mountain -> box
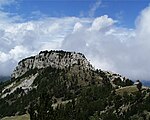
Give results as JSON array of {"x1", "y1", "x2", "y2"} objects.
[
  {"x1": 0, "y1": 50, "x2": 150, "y2": 120},
  {"x1": 142, "y1": 80, "x2": 150, "y2": 87}
]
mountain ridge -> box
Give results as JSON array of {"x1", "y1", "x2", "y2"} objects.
[
  {"x1": 1, "y1": 50, "x2": 149, "y2": 120},
  {"x1": 12, "y1": 50, "x2": 93, "y2": 79}
]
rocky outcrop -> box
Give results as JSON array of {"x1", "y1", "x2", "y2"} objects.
[
  {"x1": 100, "y1": 70, "x2": 133, "y2": 87},
  {"x1": 11, "y1": 50, "x2": 94, "y2": 79}
]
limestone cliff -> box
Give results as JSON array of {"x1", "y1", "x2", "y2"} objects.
[{"x1": 11, "y1": 50, "x2": 94, "y2": 79}]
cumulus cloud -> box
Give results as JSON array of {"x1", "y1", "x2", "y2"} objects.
[
  {"x1": 0, "y1": 16, "x2": 92, "y2": 76},
  {"x1": 73, "y1": 22, "x2": 83, "y2": 32},
  {"x1": 61, "y1": 5, "x2": 150, "y2": 80},
  {"x1": 89, "y1": 15, "x2": 116, "y2": 31},
  {"x1": 62, "y1": 16, "x2": 135, "y2": 75}
]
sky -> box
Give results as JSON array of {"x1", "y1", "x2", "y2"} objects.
[{"x1": 0, "y1": 0, "x2": 150, "y2": 80}]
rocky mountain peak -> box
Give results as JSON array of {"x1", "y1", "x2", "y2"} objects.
[
  {"x1": 0, "y1": 50, "x2": 139, "y2": 120},
  {"x1": 11, "y1": 50, "x2": 94, "y2": 79}
]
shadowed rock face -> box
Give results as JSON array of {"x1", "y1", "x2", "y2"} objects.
[{"x1": 11, "y1": 50, "x2": 94, "y2": 79}]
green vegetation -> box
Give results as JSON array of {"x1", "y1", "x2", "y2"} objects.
[
  {"x1": 0, "y1": 64, "x2": 108, "y2": 119},
  {"x1": 116, "y1": 85, "x2": 139, "y2": 95},
  {"x1": 29, "y1": 80, "x2": 150, "y2": 120}
]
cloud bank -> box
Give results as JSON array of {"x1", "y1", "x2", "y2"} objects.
[
  {"x1": 0, "y1": 16, "x2": 92, "y2": 76},
  {"x1": 1, "y1": 2, "x2": 150, "y2": 80},
  {"x1": 62, "y1": 6, "x2": 150, "y2": 80}
]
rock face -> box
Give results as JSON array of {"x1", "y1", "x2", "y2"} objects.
[{"x1": 11, "y1": 50, "x2": 94, "y2": 79}]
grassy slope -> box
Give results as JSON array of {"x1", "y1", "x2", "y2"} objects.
[
  {"x1": 116, "y1": 85, "x2": 139, "y2": 95},
  {"x1": 1, "y1": 114, "x2": 29, "y2": 120}
]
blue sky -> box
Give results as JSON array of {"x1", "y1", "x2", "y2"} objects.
[
  {"x1": 1, "y1": 0, "x2": 150, "y2": 80},
  {"x1": 2, "y1": 0, "x2": 150, "y2": 27}
]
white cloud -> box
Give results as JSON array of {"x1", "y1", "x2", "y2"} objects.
[
  {"x1": 0, "y1": 51, "x2": 9, "y2": 62},
  {"x1": 0, "y1": 16, "x2": 92, "y2": 76},
  {"x1": 61, "y1": 5, "x2": 150, "y2": 80},
  {"x1": 89, "y1": 15, "x2": 116, "y2": 31},
  {"x1": 73, "y1": 22, "x2": 83, "y2": 32},
  {"x1": 0, "y1": 0, "x2": 16, "y2": 8},
  {"x1": 89, "y1": 0, "x2": 101, "y2": 17},
  {"x1": 9, "y1": 45, "x2": 29, "y2": 61}
]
